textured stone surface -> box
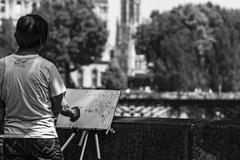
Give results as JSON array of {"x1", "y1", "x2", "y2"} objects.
[
  {"x1": 57, "y1": 118, "x2": 197, "y2": 160},
  {"x1": 57, "y1": 118, "x2": 240, "y2": 160},
  {"x1": 192, "y1": 120, "x2": 240, "y2": 160},
  {"x1": 1, "y1": 118, "x2": 240, "y2": 160}
]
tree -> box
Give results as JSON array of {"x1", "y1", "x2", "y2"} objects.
[
  {"x1": 135, "y1": 3, "x2": 240, "y2": 92},
  {"x1": 102, "y1": 64, "x2": 127, "y2": 90},
  {"x1": 34, "y1": 0, "x2": 108, "y2": 87}
]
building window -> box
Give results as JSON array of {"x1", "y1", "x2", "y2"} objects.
[
  {"x1": 110, "y1": 50, "x2": 114, "y2": 59},
  {"x1": 121, "y1": 0, "x2": 127, "y2": 24},
  {"x1": 17, "y1": 0, "x2": 21, "y2": 5},
  {"x1": 129, "y1": 0, "x2": 134, "y2": 23},
  {"x1": 25, "y1": 1, "x2": 30, "y2": 9},
  {"x1": 32, "y1": 2, "x2": 36, "y2": 7},
  {"x1": 0, "y1": 6, "x2": 5, "y2": 12},
  {"x1": 102, "y1": 6, "x2": 107, "y2": 13},
  {"x1": 1, "y1": 0, "x2": 5, "y2": 4},
  {"x1": 135, "y1": 59, "x2": 140, "y2": 69},
  {"x1": 92, "y1": 69, "x2": 98, "y2": 88},
  {"x1": 78, "y1": 69, "x2": 83, "y2": 87},
  {"x1": 136, "y1": 3, "x2": 140, "y2": 23},
  {"x1": 135, "y1": 55, "x2": 146, "y2": 70}
]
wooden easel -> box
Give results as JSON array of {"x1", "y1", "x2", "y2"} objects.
[
  {"x1": 57, "y1": 89, "x2": 121, "y2": 159},
  {"x1": 61, "y1": 127, "x2": 114, "y2": 160},
  {"x1": 78, "y1": 130, "x2": 101, "y2": 160}
]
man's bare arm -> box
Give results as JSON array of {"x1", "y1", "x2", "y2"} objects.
[{"x1": 52, "y1": 93, "x2": 80, "y2": 122}]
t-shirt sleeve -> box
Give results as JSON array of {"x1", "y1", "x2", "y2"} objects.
[{"x1": 49, "y1": 65, "x2": 66, "y2": 97}]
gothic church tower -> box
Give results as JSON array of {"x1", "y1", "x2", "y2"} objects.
[{"x1": 115, "y1": 0, "x2": 146, "y2": 77}]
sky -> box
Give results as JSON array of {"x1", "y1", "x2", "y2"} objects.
[{"x1": 107, "y1": 0, "x2": 240, "y2": 46}]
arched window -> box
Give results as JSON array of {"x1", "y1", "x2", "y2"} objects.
[
  {"x1": 0, "y1": 6, "x2": 5, "y2": 12},
  {"x1": 78, "y1": 69, "x2": 83, "y2": 87},
  {"x1": 92, "y1": 69, "x2": 98, "y2": 88}
]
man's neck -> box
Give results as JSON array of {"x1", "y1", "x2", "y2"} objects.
[{"x1": 15, "y1": 47, "x2": 40, "y2": 55}]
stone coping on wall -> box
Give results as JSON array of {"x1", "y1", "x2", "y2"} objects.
[{"x1": 120, "y1": 90, "x2": 240, "y2": 100}]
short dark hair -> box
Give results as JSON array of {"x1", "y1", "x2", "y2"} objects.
[{"x1": 15, "y1": 14, "x2": 48, "y2": 49}]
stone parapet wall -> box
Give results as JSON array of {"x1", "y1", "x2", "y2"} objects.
[
  {"x1": 57, "y1": 117, "x2": 240, "y2": 160},
  {"x1": 0, "y1": 117, "x2": 239, "y2": 160}
]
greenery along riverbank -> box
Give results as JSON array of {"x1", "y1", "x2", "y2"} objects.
[{"x1": 135, "y1": 2, "x2": 240, "y2": 92}]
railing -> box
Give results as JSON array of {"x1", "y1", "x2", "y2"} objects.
[{"x1": 116, "y1": 96, "x2": 240, "y2": 119}]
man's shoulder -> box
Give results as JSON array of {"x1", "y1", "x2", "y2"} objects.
[
  {"x1": 0, "y1": 55, "x2": 10, "y2": 66},
  {"x1": 0, "y1": 54, "x2": 11, "y2": 61},
  {"x1": 38, "y1": 56, "x2": 55, "y2": 68},
  {"x1": 0, "y1": 57, "x2": 3, "y2": 64},
  {"x1": 0, "y1": 58, "x2": 4, "y2": 73},
  {"x1": 0, "y1": 55, "x2": 8, "y2": 79}
]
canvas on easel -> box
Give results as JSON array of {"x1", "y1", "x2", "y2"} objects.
[
  {"x1": 56, "y1": 89, "x2": 121, "y2": 130},
  {"x1": 56, "y1": 88, "x2": 121, "y2": 160}
]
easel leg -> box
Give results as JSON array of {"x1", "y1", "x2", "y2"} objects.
[
  {"x1": 79, "y1": 131, "x2": 89, "y2": 160},
  {"x1": 78, "y1": 130, "x2": 87, "y2": 146},
  {"x1": 94, "y1": 133, "x2": 101, "y2": 160},
  {"x1": 61, "y1": 132, "x2": 76, "y2": 152}
]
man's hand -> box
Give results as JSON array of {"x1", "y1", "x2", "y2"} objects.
[
  {"x1": 52, "y1": 93, "x2": 81, "y2": 122},
  {"x1": 70, "y1": 107, "x2": 80, "y2": 122}
]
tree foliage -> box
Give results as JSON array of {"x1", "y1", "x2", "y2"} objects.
[
  {"x1": 0, "y1": 19, "x2": 16, "y2": 58},
  {"x1": 135, "y1": 3, "x2": 240, "y2": 91},
  {"x1": 34, "y1": 0, "x2": 108, "y2": 87},
  {"x1": 102, "y1": 64, "x2": 127, "y2": 90}
]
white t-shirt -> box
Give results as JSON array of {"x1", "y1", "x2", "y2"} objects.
[{"x1": 0, "y1": 54, "x2": 66, "y2": 138}]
